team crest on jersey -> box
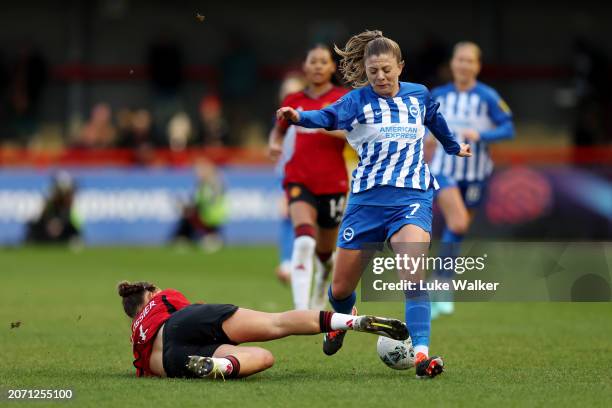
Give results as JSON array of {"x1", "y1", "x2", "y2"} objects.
[
  {"x1": 409, "y1": 105, "x2": 420, "y2": 118},
  {"x1": 290, "y1": 186, "x2": 302, "y2": 198},
  {"x1": 342, "y1": 227, "x2": 354, "y2": 242}
]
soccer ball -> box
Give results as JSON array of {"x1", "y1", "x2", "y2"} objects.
[{"x1": 376, "y1": 336, "x2": 415, "y2": 370}]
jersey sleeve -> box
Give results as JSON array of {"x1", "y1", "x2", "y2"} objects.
[
  {"x1": 423, "y1": 88, "x2": 460, "y2": 155},
  {"x1": 295, "y1": 94, "x2": 356, "y2": 131},
  {"x1": 480, "y1": 89, "x2": 515, "y2": 142}
]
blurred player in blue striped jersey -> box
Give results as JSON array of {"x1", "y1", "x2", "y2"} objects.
[
  {"x1": 426, "y1": 42, "x2": 515, "y2": 318},
  {"x1": 278, "y1": 30, "x2": 471, "y2": 378}
]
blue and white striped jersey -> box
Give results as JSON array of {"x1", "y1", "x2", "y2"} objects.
[
  {"x1": 295, "y1": 82, "x2": 460, "y2": 195},
  {"x1": 429, "y1": 81, "x2": 514, "y2": 182}
]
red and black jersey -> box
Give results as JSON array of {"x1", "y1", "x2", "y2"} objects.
[
  {"x1": 278, "y1": 86, "x2": 349, "y2": 195},
  {"x1": 130, "y1": 289, "x2": 190, "y2": 377}
]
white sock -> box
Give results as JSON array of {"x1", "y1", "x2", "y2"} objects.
[
  {"x1": 330, "y1": 312, "x2": 359, "y2": 331},
  {"x1": 414, "y1": 345, "x2": 429, "y2": 357},
  {"x1": 211, "y1": 357, "x2": 234, "y2": 375},
  {"x1": 312, "y1": 253, "x2": 333, "y2": 288},
  {"x1": 290, "y1": 235, "x2": 316, "y2": 310}
]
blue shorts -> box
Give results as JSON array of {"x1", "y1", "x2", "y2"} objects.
[
  {"x1": 337, "y1": 189, "x2": 433, "y2": 250},
  {"x1": 435, "y1": 174, "x2": 488, "y2": 208}
]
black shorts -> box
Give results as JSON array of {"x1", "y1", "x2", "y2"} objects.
[
  {"x1": 285, "y1": 183, "x2": 347, "y2": 228},
  {"x1": 162, "y1": 303, "x2": 239, "y2": 378}
]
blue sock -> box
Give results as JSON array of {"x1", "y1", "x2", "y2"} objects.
[
  {"x1": 279, "y1": 217, "x2": 294, "y2": 264},
  {"x1": 328, "y1": 286, "x2": 356, "y2": 314},
  {"x1": 404, "y1": 289, "x2": 431, "y2": 347},
  {"x1": 435, "y1": 227, "x2": 464, "y2": 279}
]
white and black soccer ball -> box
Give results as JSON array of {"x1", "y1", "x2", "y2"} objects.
[{"x1": 376, "y1": 336, "x2": 415, "y2": 370}]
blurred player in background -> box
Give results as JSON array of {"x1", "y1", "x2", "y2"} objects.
[
  {"x1": 273, "y1": 72, "x2": 306, "y2": 284},
  {"x1": 173, "y1": 159, "x2": 228, "y2": 252},
  {"x1": 268, "y1": 45, "x2": 348, "y2": 310},
  {"x1": 277, "y1": 30, "x2": 471, "y2": 378},
  {"x1": 26, "y1": 170, "x2": 82, "y2": 244},
  {"x1": 118, "y1": 280, "x2": 408, "y2": 379},
  {"x1": 426, "y1": 42, "x2": 514, "y2": 317}
]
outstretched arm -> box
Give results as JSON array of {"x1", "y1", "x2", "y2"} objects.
[
  {"x1": 276, "y1": 106, "x2": 338, "y2": 130},
  {"x1": 277, "y1": 95, "x2": 355, "y2": 131}
]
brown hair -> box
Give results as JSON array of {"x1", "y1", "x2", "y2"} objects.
[
  {"x1": 453, "y1": 41, "x2": 482, "y2": 62},
  {"x1": 334, "y1": 30, "x2": 403, "y2": 88},
  {"x1": 117, "y1": 280, "x2": 158, "y2": 318}
]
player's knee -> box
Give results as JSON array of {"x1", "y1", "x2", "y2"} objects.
[
  {"x1": 258, "y1": 349, "x2": 275, "y2": 369},
  {"x1": 330, "y1": 281, "x2": 353, "y2": 301},
  {"x1": 447, "y1": 215, "x2": 469, "y2": 235}
]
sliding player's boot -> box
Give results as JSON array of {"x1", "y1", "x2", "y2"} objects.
[
  {"x1": 322, "y1": 306, "x2": 356, "y2": 356},
  {"x1": 186, "y1": 355, "x2": 226, "y2": 380},
  {"x1": 352, "y1": 316, "x2": 409, "y2": 340}
]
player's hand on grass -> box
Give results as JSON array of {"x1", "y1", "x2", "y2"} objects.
[
  {"x1": 461, "y1": 128, "x2": 480, "y2": 142},
  {"x1": 276, "y1": 107, "x2": 300, "y2": 123},
  {"x1": 457, "y1": 143, "x2": 472, "y2": 157}
]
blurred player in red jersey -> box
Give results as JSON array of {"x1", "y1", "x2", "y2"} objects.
[
  {"x1": 273, "y1": 72, "x2": 306, "y2": 285},
  {"x1": 118, "y1": 281, "x2": 408, "y2": 379},
  {"x1": 268, "y1": 44, "x2": 348, "y2": 311}
]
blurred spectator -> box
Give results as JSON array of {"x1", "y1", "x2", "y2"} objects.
[
  {"x1": 117, "y1": 107, "x2": 156, "y2": 164},
  {"x1": 7, "y1": 45, "x2": 48, "y2": 144},
  {"x1": 117, "y1": 108, "x2": 154, "y2": 147},
  {"x1": 572, "y1": 37, "x2": 612, "y2": 147},
  {"x1": 196, "y1": 94, "x2": 229, "y2": 146},
  {"x1": 75, "y1": 103, "x2": 117, "y2": 148},
  {"x1": 147, "y1": 35, "x2": 185, "y2": 144},
  {"x1": 167, "y1": 111, "x2": 193, "y2": 151},
  {"x1": 173, "y1": 159, "x2": 228, "y2": 252},
  {"x1": 26, "y1": 171, "x2": 82, "y2": 243}
]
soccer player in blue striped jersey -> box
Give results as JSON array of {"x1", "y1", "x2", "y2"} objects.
[
  {"x1": 278, "y1": 30, "x2": 471, "y2": 378},
  {"x1": 426, "y1": 42, "x2": 514, "y2": 318}
]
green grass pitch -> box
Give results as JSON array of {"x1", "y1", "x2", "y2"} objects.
[{"x1": 1, "y1": 246, "x2": 611, "y2": 407}]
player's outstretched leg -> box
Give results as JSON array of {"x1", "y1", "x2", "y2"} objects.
[{"x1": 222, "y1": 308, "x2": 407, "y2": 344}]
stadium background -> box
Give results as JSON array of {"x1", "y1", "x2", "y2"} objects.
[{"x1": 0, "y1": 0, "x2": 610, "y2": 244}]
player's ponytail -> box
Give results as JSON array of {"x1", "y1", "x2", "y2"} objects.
[
  {"x1": 117, "y1": 280, "x2": 157, "y2": 318},
  {"x1": 334, "y1": 30, "x2": 403, "y2": 88}
]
